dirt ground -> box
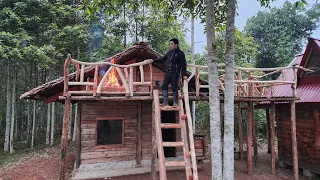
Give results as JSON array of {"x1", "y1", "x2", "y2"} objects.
[{"x1": 0, "y1": 146, "x2": 316, "y2": 180}]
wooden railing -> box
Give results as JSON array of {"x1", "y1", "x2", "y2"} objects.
[
  {"x1": 186, "y1": 63, "x2": 312, "y2": 98},
  {"x1": 63, "y1": 55, "x2": 153, "y2": 97}
]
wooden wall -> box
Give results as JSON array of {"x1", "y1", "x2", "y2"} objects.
[
  {"x1": 276, "y1": 104, "x2": 320, "y2": 173},
  {"x1": 80, "y1": 101, "x2": 184, "y2": 165}
]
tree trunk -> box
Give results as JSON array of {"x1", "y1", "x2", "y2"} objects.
[
  {"x1": 223, "y1": 0, "x2": 236, "y2": 179},
  {"x1": 4, "y1": 63, "x2": 11, "y2": 152},
  {"x1": 31, "y1": 100, "x2": 36, "y2": 149},
  {"x1": 72, "y1": 103, "x2": 78, "y2": 142},
  {"x1": 68, "y1": 104, "x2": 73, "y2": 141},
  {"x1": 46, "y1": 103, "x2": 51, "y2": 145},
  {"x1": 123, "y1": 3, "x2": 127, "y2": 48},
  {"x1": 206, "y1": 0, "x2": 222, "y2": 179},
  {"x1": 27, "y1": 99, "x2": 31, "y2": 143},
  {"x1": 10, "y1": 63, "x2": 16, "y2": 154},
  {"x1": 51, "y1": 102, "x2": 56, "y2": 146},
  {"x1": 191, "y1": 16, "x2": 196, "y2": 132}
]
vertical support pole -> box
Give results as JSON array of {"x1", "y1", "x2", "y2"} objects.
[
  {"x1": 270, "y1": 102, "x2": 276, "y2": 174},
  {"x1": 266, "y1": 109, "x2": 271, "y2": 154},
  {"x1": 63, "y1": 55, "x2": 71, "y2": 96},
  {"x1": 151, "y1": 101, "x2": 157, "y2": 180},
  {"x1": 195, "y1": 67, "x2": 199, "y2": 97},
  {"x1": 238, "y1": 102, "x2": 244, "y2": 161},
  {"x1": 59, "y1": 95, "x2": 71, "y2": 180},
  {"x1": 136, "y1": 101, "x2": 142, "y2": 166},
  {"x1": 80, "y1": 64, "x2": 85, "y2": 82},
  {"x1": 93, "y1": 65, "x2": 98, "y2": 97},
  {"x1": 75, "y1": 103, "x2": 81, "y2": 168},
  {"x1": 252, "y1": 108, "x2": 258, "y2": 165},
  {"x1": 130, "y1": 67, "x2": 134, "y2": 96},
  {"x1": 139, "y1": 65, "x2": 144, "y2": 83},
  {"x1": 149, "y1": 64, "x2": 153, "y2": 95},
  {"x1": 192, "y1": 101, "x2": 196, "y2": 132},
  {"x1": 247, "y1": 101, "x2": 253, "y2": 175},
  {"x1": 291, "y1": 100, "x2": 299, "y2": 180}
]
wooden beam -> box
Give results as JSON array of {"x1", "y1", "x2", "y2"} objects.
[
  {"x1": 59, "y1": 95, "x2": 71, "y2": 180},
  {"x1": 63, "y1": 56, "x2": 71, "y2": 96},
  {"x1": 130, "y1": 67, "x2": 134, "y2": 96},
  {"x1": 93, "y1": 65, "x2": 98, "y2": 97},
  {"x1": 270, "y1": 102, "x2": 276, "y2": 174},
  {"x1": 80, "y1": 64, "x2": 85, "y2": 82},
  {"x1": 75, "y1": 103, "x2": 81, "y2": 168},
  {"x1": 59, "y1": 96, "x2": 153, "y2": 101},
  {"x1": 151, "y1": 101, "x2": 157, "y2": 180},
  {"x1": 291, "y1": 100, "x2": 299, "y2": 180},
  {"x1": 153, "y1": 90, "x2": 167, "y2": 179},
  {"x1": 247, "y1": 101, "x2": 253, "y2": 175},
  {"x1": 149, "y1": 64, "x2": 153, "y2": 95},
  {"x1": 238, "y1": 102, "x2": 244, "y2": 161},
  {"x1": 139, "y1": 65, "x2": 144, "y2": 83},
  {"x1": 136, "y1": 101, "x2": 142, "y2": 166}
]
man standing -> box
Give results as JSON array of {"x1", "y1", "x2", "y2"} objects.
[{"x1": 153, "y1": 38, "x2": 187, "y2": 106}]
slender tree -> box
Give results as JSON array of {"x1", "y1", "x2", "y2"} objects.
[
  {"x1": 4, "y1": 63, "x2": 11, "y2": 152},
  {"x1": 223, "y1": 0, "x2": 236, "y2": 179},
  {"x1": 46, "y1": 103, "x2": 51, "y2": 145},
  {"x1": 51, "y1": 102, "x2": 55, "y2": 146},
  {"x1": 31, "y1": 100, "x2": 36, "y2": 149},
  {"x1": 9, "y1": 63, "x2": 16, "y2": 154},
  {"x1": 191, "y1": 16, "x2": 196, "y2": 132},
  {"x1": 206, "y1": 0, "x2": 222, "y2": 179},
  {"x1": 27, "y1": 99, "x2": 31, "y2": 143}
]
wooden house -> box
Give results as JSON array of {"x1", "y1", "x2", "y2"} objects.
[
  {"x1": 20, "y1": 42, "x2": 209, "y2": 179},
  {"x1": 263, "y1": 38, "x2": 320, "y2": 177}
]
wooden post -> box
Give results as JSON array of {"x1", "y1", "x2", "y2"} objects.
[
  {"x1": 252, "y1": 109, "x2": 258, "y2": 165},
  {"x1": 270, "y1": 102, "x2": 276, "y2": 174},
  {"x1": 266, "y1": 109, "x2": 271, "y2": 154},
  {"x1": 153, "y1": 90, "x2": 166, "y2": 180},
  {"x1": 195, "y1": 67, "x2": 199, "y2": 97},
  {"x1": 130, "y1": 67, "x2": 134, "y2": 96},
  {"x1": 238, "y1": 102, "x2": 244, "y2": 161},
  {"x1": 149, "y1": 64, "x2": 153, "y2": 95},
  {"x1": 63, "y1": 55, "x2": 71, "y2": 96},
  {"x1": 59, "y1": 96, "x2": 71, "y2": 180},
  {"x1": 151, "y1": 101, "x2": 157, "y2": 180},
  {"x1": 80, "y1": 64, "x2": 85, "y2": 82},
  {"x1": 139, "y1": 65, "x2": 144, "y2": 83},
  {"x1": 136, "y1": 101, "x2": 142, "y2": 166},
  {"x1": 247, "y1": 101, "x2": 253, "y2": 175},
  {"x1": 75, "y1": 103, "x2": 81, "y2": 168},
  {"x1": 291, "y1": 100, "x2": 299, "y2": 180},
  {"x1": 93, "y1": 65, "x2": 98, "y2": 97}
]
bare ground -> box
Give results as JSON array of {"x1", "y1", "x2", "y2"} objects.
[{"x1": 0, "y1": 145, "x2": 315, "y2": 180}]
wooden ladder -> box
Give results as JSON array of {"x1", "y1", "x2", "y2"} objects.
[{"x1": 153, "y1": 89, "x2": 198, "y2": 180}]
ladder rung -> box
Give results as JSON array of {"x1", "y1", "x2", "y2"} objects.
[
  {"x1": 162, "y1": 142, "x2": 184, "y2": 147},
  {"x1": 165, "y1": 161, "x2": 186, "y2": 167},
  {"x1": 160, "y1": 106, "x2": 180, "y2": 111},
  {"x1": 160, "y1": 123, "x2": 182, "y2": 129}
]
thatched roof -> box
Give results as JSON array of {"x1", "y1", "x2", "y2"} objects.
[{"x1": 20, "y1": 42, "x2": 208, "y2": 101}]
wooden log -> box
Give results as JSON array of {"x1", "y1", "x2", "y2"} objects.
[
  {"x1": 266, "y1": 109, "x2": 271, "y2": 154},
  {"x1": 124, "y1": 68, "x2": 129, "y2": 80},
  {"x1": 59, "y1": 96, "x2": 71, "y2": 180},
  {"x1": 59, "y1": 96, "x2": 153, "y2": 101},
  {"x1": 292, "y1": 66, "x2": 298, "y2": 97},
  {"x1": 149, "y1": 64, "x2": 153, "y2": 95},
  {"x1": 63, "y1": 56, "x2": 71, "y2": 96},
  {"x1": 115, "y1": 67, "x2": 130, "y2": 96},
  {"x1": 76, "y1": 103, "x2": 81, "y2": 168},
  {"x1": 187, "y1": 71, "x2": 195, "y2": 82},
  {"x1": 270, "y1": 102, "x2": 276, "y2": 174},
  {"x1": 238, "y1": 102, "x2": 244, "y2": 161},
  {"x1": 165, "y1": 161, "x2": 186, "y2": 167},
  {"x1": 151, "y1": 101, "x2": 157, "y2": 180},
  {"x1": 130, "y1": 67, "x2": 134, "y2": 96},
  {"x1": 136, "y1": 101, "x2": 142, "y2": 166},
  {"x1": 183, "y1": 80, "x2": 198, "y2": 180},
  {"x1": 133, "y1": 82, "x2": 152, "y2": 86},
  {"x1": 93, "y1": 65, "x2": 98, "y2": 97},
  {"x1": 199, "y1": 85, "x2": 209, "y2": 89},
  {"x1": 247, "y1": 101, "x2": 253, "y2": 175},
  {"x1": 251, "y1": 69, "x2": 282, "y2": 79},
  {"x1": 195, "y1": 67, "x2": 200, "y2": 97},
  {"x1": 68, "y1": 82, "x2": 94, "y2": 86},
  {"x1": 160, "y1": 123, "x2": 182, "y2": 129},
  {"x1": 71, "y1": 58, "x2": 152, "y2": 67},
  {"x1": 139, "y1": 65, "x2": 144, "y2": 83},
  {"x1": 291, "y1": 100, "x2": 299, "y2": 180},
  {"x1": 80, "y1": 64, "x2": 85, "y2": 82},
  {"x1": 187, "y1": 64, "x2": 209, "y2": 68},
  {"x1": 153, "y1": 90, "x2": 167, "y2": 179},
  {"x1": 97, "y1": 66, "x2": 114, "y2": 94},
  {"x1": 75, "y1": 63, "x2": 80, "y2": 82},
  {"x1": 162, "y1": 142, "x2": 184, "y2": 147},
  {"x1": 178, "y1": 91, "x2": 192, "y2": 179},
  {"x1": 234, "y1": 80, "x2": 294, "y2": 84}
]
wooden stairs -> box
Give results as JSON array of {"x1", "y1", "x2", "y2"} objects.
[{"x1": 153, "y1": 88, "x2": 198, "y2": 180}]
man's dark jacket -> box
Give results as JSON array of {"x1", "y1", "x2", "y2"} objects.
[{"x1": 153, "y1": 48, "x2": 187, "y2": 77}]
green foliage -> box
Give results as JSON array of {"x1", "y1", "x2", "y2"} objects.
[{"x1": 244, "y1": 1, "x2": 320, "y2": 68}]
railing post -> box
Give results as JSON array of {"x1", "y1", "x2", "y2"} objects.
[
  {"x1": 149, "y1": 63, "x2": 153, "y2": 96},
  {"x1": 292, "y1": 65, "x2": 297, "y2": 97},
  {"x1": 80, "y1": 64, "x2": 85, "y2": 83},
  {"x1": 195, "y1": 67, "x2": 199, "y2": 97},
  {"x1": 93, "y1": 65, "x2": 98, "y2": 97},
  {"x1": 63, "y1": 54, "x2": 71, "y2": 96},
  {"x1": 130, "y1": 67, "x2": 134, "y2": 96}
]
